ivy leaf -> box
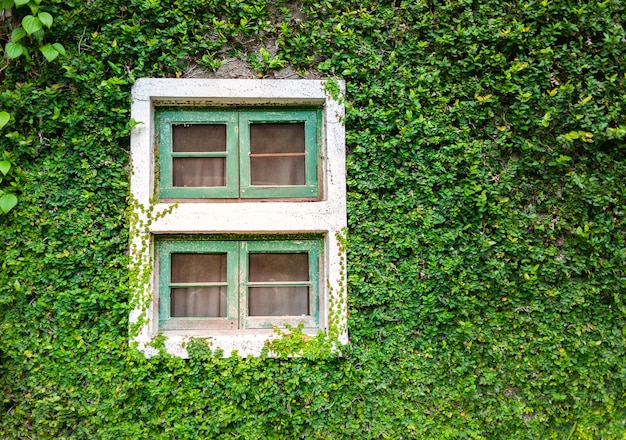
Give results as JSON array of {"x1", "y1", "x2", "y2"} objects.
[
  {"x1": 14, "y1": 0, "x2": 30, "y2": 5},
  {"x1": 5, "y1": 42, "x2": 25, "y2": 59},
  {"x1": 0, "y1": 193, "x2": 18, "y2": 213},
  {"x1": 0, "y1": 161, "x2": 10, "y2": 175},
  {"x1": 22, "y1": 15, "x2": 43, "y2": 35},
  {"x1": 38, "y1": 11, "x2": 53, "y2": 28},
  {"x1": 40, "y1": 43, "x2": 59, "y2": 62},
  {"x1": 0, "y1": 112, "x2": 9, "y2": 130},
  {"x1": 52, "y1": 42, "x2": 66, "y2": 56},
  {"x1": 0, "y1": 0, "x2": 15, "y2": 9},
  {"x1": 32, "y1": 28, "x2": 44, "y2": 43},
  {"x1": 10, "y1": 27, "x2": 27, "y2": 43}
]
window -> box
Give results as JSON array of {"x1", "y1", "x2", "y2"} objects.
[
  {"x1": 158, "y1": 238, "x2": 321, "y2": 330},
  {"x1": 130, "y1": 79, "x2": 346, "y2": 357},
  {"x1": 157, "y1": 108, "x2": 320, "y2": 199}
]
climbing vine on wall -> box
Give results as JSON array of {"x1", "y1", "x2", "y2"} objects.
[{"x1": 0, "y1": 0, "x2": 625, "y2": 438}]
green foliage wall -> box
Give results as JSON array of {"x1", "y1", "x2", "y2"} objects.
[{"x1": 1, "y1": 0, "x2": 625, "y2": 438}]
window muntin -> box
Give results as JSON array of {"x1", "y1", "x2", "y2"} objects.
[
  {"x1": 157, "y1": 108, "x2": 319, "y2": 199},
  {"x1": 158, "y1": 238, "x2": 321, "y2": 331}
]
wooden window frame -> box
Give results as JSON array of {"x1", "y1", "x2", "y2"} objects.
[
  {"x1": 156, "y1": 107, "x2": 321, "y2": 200},
  {"x1": 157, "y1": 237, "x2": 321, "y2": 332}
]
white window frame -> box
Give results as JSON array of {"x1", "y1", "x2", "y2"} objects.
[{"x1": 129, "y1": 79, "x2": 347, "y2": 358}]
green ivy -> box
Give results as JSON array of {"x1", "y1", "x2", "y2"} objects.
[
  {"x1": 0, "y1": 111, "x2": 20, "y2": 213},
  {"x1": 1, "y1": 0, "x2": 66, "y2": 62},
  {"x1": 1, "y1": 0, "x2": 625, "y2": 438}
]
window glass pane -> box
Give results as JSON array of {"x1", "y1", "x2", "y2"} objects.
[
  {"x1": 173, "y1": 157, "x2": 226, "y2": 187},
  {"x1": 172, "y1": 124, "x2": 226, "y2": 152},
  {"x1": 250, "y1": 123, "x2": 305, "y2": 154},
  {"x1": 249, "y1": 253, "x2": 309, "y2": 282},
  {"x1": 171, "y1": 253, "x2": 226, "y2": 283},
  {"x1": 171, "y1": 287, "x2": 226, "y2": 317},
  {"x1": 248, "y1": 286, "x2": 309, "y2": 316},
  {"x1": 250, "y1": 123, "x2": 306, "y2": 186},
  {"x1": 250, "y1": 156, "x2": 305, "y2": 186}
]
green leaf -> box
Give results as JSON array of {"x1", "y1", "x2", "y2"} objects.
[
  {"x1": 40, "y1": 43, "x2": 59, "y2": 62},
  {"x1": 52, "y1": 42, "x2": 66, "y2": 56},
  {"x1": 0, "y1": 0, "x2": 15, "y2": 10},
  {"x1": 0, "y1": 112, "x2": 9, "y2": 130},
  {"x1": 14, "y1": 0, "x2": 29, "y2": 5},
  {"x1": 5, "y1": 42, "x2": 25, "y2": 59},
  {"x1": 38, "y1": 11, "x2": 53, "y2": 28},
  {"x1": 10, "y1": 27, "x2": 27, "y2": 43},
  {"x1": 32, "y1": 28, "x2": 44, "y2": 42},
  {"x1": 22, "y1": 15, "x2": 42, "y2": 35},
  {"x1": 0, "y1": 193, "x2": 17, "y2": 213},
  {"x1": 0, "y1": 161, "x2": 10, "y2": 176}
]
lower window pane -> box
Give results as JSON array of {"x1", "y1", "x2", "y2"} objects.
[
  {"x1": 173, "y1": 157, "x2": 225, "y2": 187},
  {"x1": 171, "y1": 287, "x2": 226, "y2": 317},
  {"x1": 250, "y1": 156, "x2": 305, "y2": 186},
  {"x1": 248, "y1": 286, "x2": 309, "y2": 316}
]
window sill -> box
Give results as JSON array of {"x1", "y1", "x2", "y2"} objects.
[{"x1": 139, "y1": 328, "x2": 325, "y2": 358}]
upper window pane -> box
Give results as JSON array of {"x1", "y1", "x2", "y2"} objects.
[
  {"x1": 248, "y1": 253, "x2": 309, "y2": 282},
  {"x1": 249, "y1": 123, "x2": 305, "y2": 154},
  {"x1": 171, "y1": 253, "x2": 227, "y2": 283},
  {"x1": 172, "y1": 124, "x2": 226, "y2": 152},
  {"x1": 171, "y1": 124, "x2": 228, "y2": 188}
]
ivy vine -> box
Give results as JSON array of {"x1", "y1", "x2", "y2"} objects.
[{"x1": 1, "y1": 0, "x2": 625, "y2": 438}]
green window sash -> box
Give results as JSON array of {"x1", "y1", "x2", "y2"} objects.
[
  {"x1": 155, "y1": 107, "x2": 320, "y2": 199},
  {"x1": 157, "y1": 108, "x2": 239, "y2": 199},
  {"x1": 157, "y1": 238, "x2": 321, "y2": 330},
  {"x1": 158, "y1": 240, "x2": 239, "y2": 330},
  {"x1": 239, "y1": 110, "x2": 319, "y2": 199},
  {"x1": 240, "y1": 239, "x2": 321, "y2": 329}
]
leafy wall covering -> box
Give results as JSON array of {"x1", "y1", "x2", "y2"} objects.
[{"x1": 1, "y1": 0, "x2": 625, "y2": 438}]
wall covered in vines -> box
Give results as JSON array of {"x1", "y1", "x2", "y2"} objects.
[{"x1": 1, "y1": 0, "x2": 625, "y2": 438}]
